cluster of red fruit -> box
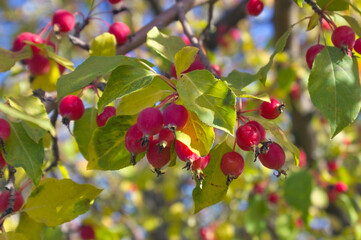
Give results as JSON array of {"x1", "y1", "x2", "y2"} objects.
[
  {"x1": 0, "y1": 119, "x2": 25, "y2": 214},
  {"x1": 221, "y1": 98, "x2": 286, "y2": 185},
  {"x1": 58, "y1": 95, "x2": 117, "y2": 128},
  {"x1": 306, "y1": 24, "x2": 361, "y2": 69}
]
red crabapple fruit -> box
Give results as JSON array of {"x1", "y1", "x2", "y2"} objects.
[
  {"x1": 0, "y1": 191, "x2": 24, "y2": 213},
  {"x1": 335, "y1": 182, "x2": 348, "y2": 193},
  {"x1": 125, "y1": 124, "x2": 148, "y2": 165},
  {"x1": 59, "y1": 95, "x2": 85, "y2": 121},
  {"x1": 191, "y1": 153, "x2": 210, "y2": 181},
  {"x1": 157, "y1": 128, "x2": 175, "y2": 151},
  {"x1": 0, "y1": 119, "x2": 11, "y2": 142},
  {"x1": 246, "y1": 0, "x2": 264, "y2": 16},
  {"x1": 246, "y1": 121, "x2": 266, "y2": 141},
  {"x1": 267, "y1": 192, "x2": 279, "y2": 204},
  {"x1": 211, "y1": 64, "x2": 222, "y2": 77},
  {"x1": 305, "y1": 44, "x2": 324, "y2": 69},
  {"x1": 108, "y1": 22, "x2": 131, "y2": 44},
  {"x1": 220, "y1": 151, "x2": 245, "y2": 185},
  {"x1": 331, "y1": 26, "x2": 355, "y2": 49},
  {"x1": 259, "y1": 98, "x2": 284, "y2": 120},
  {"x1": 12, "y1": 32, "x2": 43, "y2": 55},
  {"x1": 108, "y1": 0, "x2": 122, "y2": 4},
  {"x1": 28, "y1": 54, "x2": 51, "y2": 75},
  {"x1": 79, "y1": 225, "x2": 95, "y2": 240},
  {"x1": 163, "y1": 104, "x2": 188, "y2": 132},
  {"x1": 147, "y1": 140, "x2": 171, "y2": 176},
  {"x1": 354, "y1": 38, "x2": 361, "y2": 54},
  {"x1": 236, "y1": 124, "x2": 261, "y2": 151},
  {"x1": 258, "y1": 142, "x2": 286, "y2": 177},
  {"x1": 52, "y1": 9, "x2": 75, "y2": 33},
  {"x1": 175, "y1": 140, "x2": 200, "y2": 169},
  {"x1": 137, "y1": 107, "x2": 163, "y2": 143},
  {"x1": 96, "y1": 106, "x2": 116, "y2": 127},
  {"x1": 0, "y1": 151, "x2": 7, "y2": 169}
]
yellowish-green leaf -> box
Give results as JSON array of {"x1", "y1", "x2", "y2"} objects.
[
  {"x1": 222, "y1": 70, "x2": 258, "y2": 95},
  {"x1": 176, "y1": 111, "x2": 215, "y2": 156},
  {"x1": 0, "y1": 232, "x2": 28, "y2": 240},
  {"x1": 0, "y1": 46, "x2": 32, "y2": 72},
  {"x1": 90, "y1": 32, "x2": 117, "y2": 57},
  {"x1": 238, "y1": 92, "x2": 270, "y2": 102},
  {"x1": 117, "y1": 76, "x2": 174, "y2": 116},
  {"x1": 175, "y1": 46, "x2": 198, "y2": 77},
  {"x1": 307, "y1": 13, "x2": 319, "y2": 31},
  {"x1": 16, "y1": 212, "x2": 45, "y2": 240},
  {"x1": 24, "y1": 178, "x2": 102, "y2": 227}
]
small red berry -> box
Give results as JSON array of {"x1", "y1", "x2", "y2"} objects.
[
  {"x1": 0, "y1": 151, "x2": 7, "y2": 169},
  {"x1": 258, "y1": 142, "x2": 285, "y2": 171},
  {"x1": 0, "y1": 191, "x2": 24, "y2": 213},
  {"x1": 305, "y1": 44, "x2": 324, "y2": 69},
  {"x1": 246, "y1": 121, "x2": 266, "y2": 141},
  {"x1": 236, "y1": 124, "x2": 261, "y2": 151},
  {"x1": 267, "y1": 192, "x2": 279, "y2": 204},
  {"x1": 79, "y1": 225, "x2": 95, "y2": 240},
  {"x1": 182, "y1": 35, "x2": 191, "y2": 45},
  {"x1": 327, "y1": 188, "x2": 338, "y2": 203},
  {"x1": 137, "y1": 107, "x2": 163, "y2": 136},
  {"x1": 299, "y1": 150, "x2": 307, "y2": 168},
  {"x1": 28, "y1": 54, "x2": 51, "y2": 75},
  {"x1": 157, "y1": 128, "x2": 175, "y2": 150},
  {"x1": 253, "y1": 182, "x2": 265, "y2": 194},
  {"x1": 0, "y1": 119, "x2": 11, "y2": 142},
  {"x1": 108, "y1": 0, "x2": 122, "y2": 4},
  {"x1": 321, "y1": 19, "x2": 331, "y2": 31},
  {"x1": 290, "y1": 82, "x2": 301, "y2": 100},
  {"x1": 259, "y1": 98, "x2": 284, "y2": 120},
  {"x1": 327, "y1": 161, "x2": 338, "y2": 172},
  {"x1": 147, "y1": 140, "x2": 171, "y2": 175},
  {"x1": 354, "y1": 38, "x2": 361, "y2": 54},
  {"x1": 174, "y1": 140, "x2": 200, "y2": 163},
  {"x1": 211, "y1": 64, "x2": 222, "y2": 77},
  {"x1": 108, "y1": 22, "x2": 131, "y2": 44},
  {"x1": 52, "y1": 9, "x2": 75, "y2": 33},
  {"x1": 96, "y1": 106, "x2": 116, "y2": 127},
  {"x1": 246, "y1": 0, "x2": 264, "y2": 16},
  {"x1": 125, "y1": 124, "x2": 148, "y2": 165},
  {"x1": 59, "y1": 95, "x2": 85, "y2": 121},
  {"x1": 335, "y1": 182, "x2": 348, "y2": 193},
  {"x1": 12, "y1": 32, "x2": 43, "y2": 55},
  {"x1": 331, "y1": 26, "x2": 355, "y2": 49},
  {"x1": 220, "y1": 151, "x2": 245, "y2": 185},
  {"x1": 163, "y1": 104, "x2": 189, "y2": 131},
  {"x1": 191, "y1": 153, "x2": 210, "y2": 180}
]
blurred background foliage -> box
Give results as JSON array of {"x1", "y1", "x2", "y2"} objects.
[{"x1": 0, "y1": 0, "x2": 361, "y2": 239}]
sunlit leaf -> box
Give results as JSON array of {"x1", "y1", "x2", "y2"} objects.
[
  {"x1": 192, "y1": 141, "x2": 231, "y2": 213},
  {"x1": 0, "y1": 232, "x2": 28, "y2": 240},
  {"x1": 146, "y1": 27, "x2": 186, "y2": 62},
  {"x1": 222, "y1": 70, "x2": 258, "y2": 95},
  {"x1": 0, "y1": 46, "x2": 32, "y2": 72},
  {"x1": 25, "y1": 178, "x2": 102, "y2": 227},
  {"x1": 16, "y1": 212, "x2": 45, "y2": 240},
  {"x1": 89, "y1": 32, "x2": 117, "y2": 57},
  {"x1": 174, "y1": 46, "x2": 198, "y2": 77},
  {"x1": 317, "y1": 0, "x2": 349, "y2": 11}
]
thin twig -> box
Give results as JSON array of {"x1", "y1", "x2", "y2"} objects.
[
  {"x1": 45, "y1": 110, "x2": 60, "y2": 172},
  {"x1": 176, "y1": 0, "x2": 215, "y2": 75},
  {"x1": 68, "y1": 35, "x2": 90, "y2": 51},
  {"x1": 0, "y1": 165, "x2": 16, "y2": 228},
  {"x1": 200, "y1": 1, "x2": 215, "y2": 42}
]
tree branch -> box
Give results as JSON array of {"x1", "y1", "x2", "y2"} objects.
[
  {"x1": 116, "y1": 0, "x2": 211, "y2": 55},
  {"x1": 176, "y1": 0, "x2": 215, "y2": 75},
  {"x1": 45, "y1": 110, "x2": 60, "y2": 172},
  {"x1": 0, "y1": 165, "x2": 16, "y2": 227}
]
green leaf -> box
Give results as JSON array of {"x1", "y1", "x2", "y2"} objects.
[
  {"x1": 317, "y1": 0, "x2": 349, "y2": 11},
  {"x1": 117, "y1": 76, "x2": 174, "y2": 116},
  {"x1": 57, "y1": 55, "x2": 138, "y2": 100},
  {"x1": 87, "y1": 115, "x2": 141, "y2": 170},
  {"x1": 175, "y1": 46, "x2": 198, "y2": 77},
  {"x1": 0, "y1": 46, "x2": 32, "y2": 72},
  {"x1": 257, "y1": 28, "x2": 291, "y2": 85},
  {"x1": 309, "y1": 47, "x2": 361, "y2": 138},
  {"x1": 222, "y1": 70, "x2": 258, "y2": 95},
  {"x1": 16, "y1": 212, "x2": 45, "y2": 240},
  {"x1": 340, "y1": 15, "x2": 361, "y2": 37},
  {"x1": 345, "y1": 0, "x2": 361, "y2": 16},
  {"x1": 4, "y1": 122, "x2": 44, "y2": 185},
  {"x1": 292, "y1": 0, "x2": 303, "y2": 7},
  {"x1": 284, "y1": 170, "x2": 313, "y2": 221},
  {"x1": 0, "y1": 232, "x2": 28, "y2": 240},
  {"x1": 248, "y1": 116, "x2": 300, "y2": 165},
  {"x1": 177, "y1": 70, "x2": 236, "y2": 134},
  {"x1": 238, "y1": 92, "x2": 270, "y2": 102},
  {"x1": 24, "y1": 178, "x2": 102, "y2": 227},
  {"x1": 176, "y1": 111, "x2": 215, "y2": 156},
  {"x1": 245, "y1": 195, "x2": 267, "y2": 235},
  {"x1": 146, "y1": 27, "x2": 186, "y2": 62},
  {"x1": 337, "y1": 194, "x2": 358, "y2": 224},
  {"x1": 0, "y1": 102, "x2": 55, "y2": 136},
  {"x1": 307, "y1": 13, "x2": 319, "y2": 31},
  {"x1": 74, "y1": 108, "x2": 98, "y2": 160},
  {"x1": 192, "y1": 141, "x2": 231, "y2": 213},
  {"x1": 98, "y1": 65, "x2": 157, "y2": 112},
  {"x1": 89, "y1": 32, "x2": 117, "y2": 57},
  {"x1": 8, "y1": 95, "x2": 53, "y2": 139}
]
